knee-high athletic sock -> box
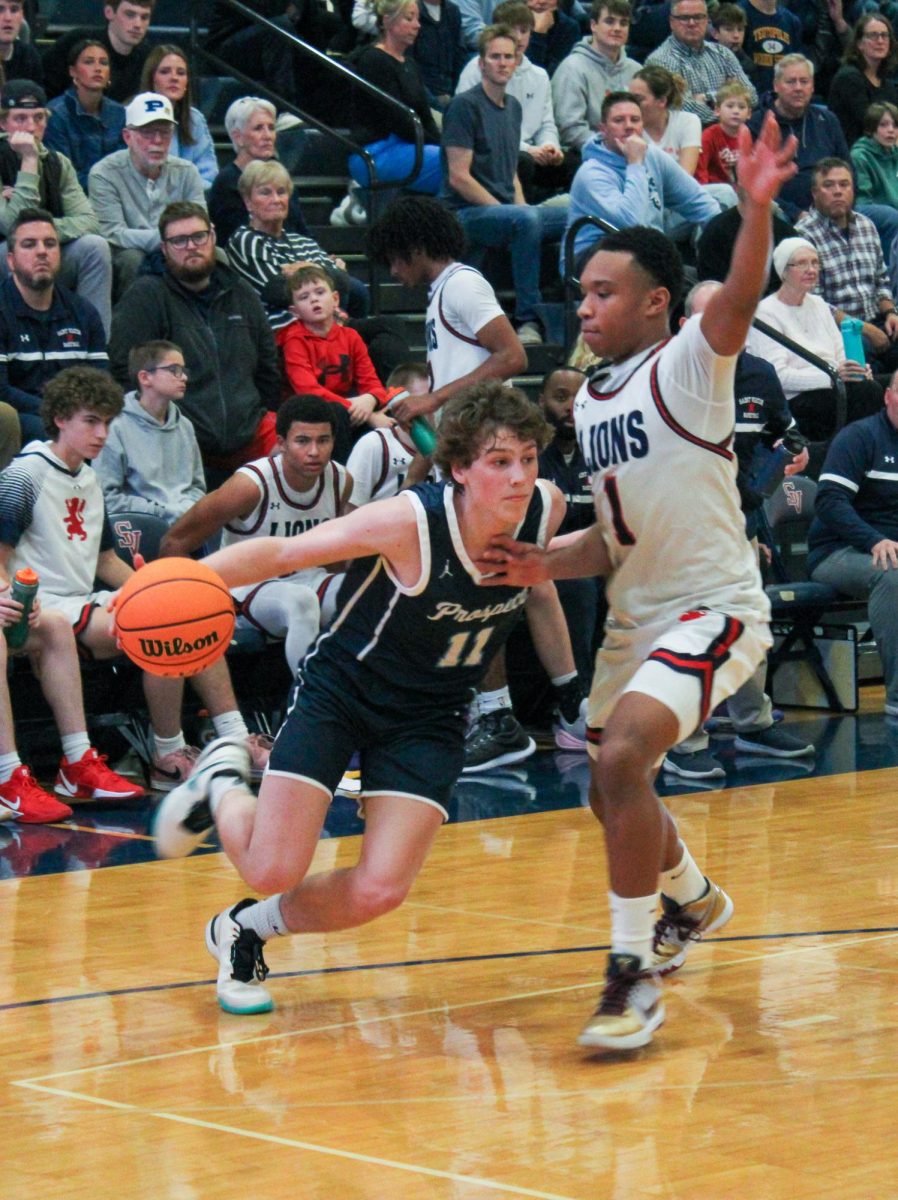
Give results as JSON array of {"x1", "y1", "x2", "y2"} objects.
[
  {"x1": 659, "y1": 844, "x2": 707, "y2": 907},
  {"x1": 609, "y1": 891, "x2": 658, "y2": 970},
  {"x1": 235, "y1": 894, "x2": 288, "y2": 940}
]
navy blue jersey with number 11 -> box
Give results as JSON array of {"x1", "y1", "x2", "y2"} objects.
[{"x1": 303, "y1": 479, "x2": 553, "y2": 709}]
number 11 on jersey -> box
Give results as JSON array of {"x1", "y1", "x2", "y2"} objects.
[{"x1": 436, "y1": 627, "x2": 494, "y2": 669}]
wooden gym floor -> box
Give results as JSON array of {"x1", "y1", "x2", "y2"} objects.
[{"x1": 2, "y1": 697, "x2": 897, "y2": 1198}]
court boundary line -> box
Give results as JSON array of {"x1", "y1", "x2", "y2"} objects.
[
  {"x1": 10, "y1": 1082, "x2": 581, "y2": 1200},
  {"x1": 3, "y1": 922, "x2": 898, "y2": 1015},
  {"x1": 12, "y1": 928, "x2": 898, "y2": 1196}
]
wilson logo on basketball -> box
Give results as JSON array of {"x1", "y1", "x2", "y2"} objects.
[{"x1": 138, "y1": 631, "x2": 221, "y2": 658}]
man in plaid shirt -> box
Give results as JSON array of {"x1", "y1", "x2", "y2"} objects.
[
  {"x1": 646, "y1": 0, "x2": 757, "y2": 125},
  {"x1": 797, "y1": 157, "x2": 898, "y2": 370}
]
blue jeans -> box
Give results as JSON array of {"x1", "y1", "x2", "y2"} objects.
[
  {"x1": 348, "y1": 134, "x2": 442, "y2": 195},
  {"x1": 456, "y1": 202, "x2": 568, "y2": 324}
]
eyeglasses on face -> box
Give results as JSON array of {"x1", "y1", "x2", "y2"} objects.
[
  {"x1": 672, "y1": 12, "x2": 707, "y2": 22},
  {"x1": 146, "y1": 363, "x2": 190, "y2": 378},
  {"x1": 863, "y1": 29, "x2": 890, "y2": 38},
  {"x1": 163, "y1": 230, "x2": 212, "y2": 248}
]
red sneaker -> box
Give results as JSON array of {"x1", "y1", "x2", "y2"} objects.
[
  {"x1": 54, "y1": 748, "x2": 146, "y2": 801},
  {"x1": 0, "y1": 765, "x2": 74, "y2": 823}
]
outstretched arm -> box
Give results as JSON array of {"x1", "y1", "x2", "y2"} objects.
[
  {"x1": 476, "y1": 522, "x2": 612, "y2": 588},
  {"x1": 202, "y1": 494, "x2": 419, "y2": 589},
  {"x1": 700, "y1": 113, "x2": 798, "y2": 358}
]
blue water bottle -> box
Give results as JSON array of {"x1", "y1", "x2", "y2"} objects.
[{"x1": 841, "y1": 317, "x2": 866, "y2": 367}]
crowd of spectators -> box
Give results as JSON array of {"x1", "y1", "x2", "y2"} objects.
[{"x1": 5, "y1": 0, "x2": 898, "y2": 813}]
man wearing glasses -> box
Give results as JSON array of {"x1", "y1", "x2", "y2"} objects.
[
  {"x1": 108, "y1": 201, "x2": 281, "y2": 485},
  {"x1": 88, "y1": 92, "x2": 205, "y2": 298},
  {"x1": 647, "y1": 0, "x2": 757, "y2": 125}
]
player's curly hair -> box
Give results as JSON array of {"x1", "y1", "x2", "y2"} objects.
[
  {"x1": 584, "y1": 226, "x2": 684, "y2": 309},
  {"x1": 435, "y1": 381, "x2": 552, "y2": 480},
  {"x1": 368, "y1": 196, "x2": 466, "y2": 267},
  {"x1": 42, "y1": 366, "x2": 123, "y2": 439}
]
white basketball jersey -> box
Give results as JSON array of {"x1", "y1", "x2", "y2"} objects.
[
  {"x1": 574, "y1": 316, "x2": 769, "y2": 630},
  {"x1": 425, "y1": 262, "x2": 505, "y2": 393},
  {"x1": 346, "y1": 426, "x2": 436, "y2": 505},
  {"x1": 221, "y1": 453, "x2": 346, "y2": 589}
]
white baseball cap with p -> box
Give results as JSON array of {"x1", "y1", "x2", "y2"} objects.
[{"x1": 125, "y1": 92, "x2": 175, "y2": 128}]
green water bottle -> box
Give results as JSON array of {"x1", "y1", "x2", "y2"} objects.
[
  {"x1": 5, "y1": 567, "x2": 38, "y2": 649},
  {"x1": 385, "y1": 388, "x2": 437, "y2": 456}
]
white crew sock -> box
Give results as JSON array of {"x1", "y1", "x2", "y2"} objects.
[
  {"x1": 153, "y1": 731, "x2": 187, "y2": 758},
  {"x1": 659, "y1": 845, "x2": 708, "y2": 907},
  {"x1": 61, "y1": 733, "x2": 91, "y2": 763},
  {"x1": 609, "y1": 891, "x2": 659, "y2": 969},
  {"x1": 235, "y1": 894, "x2": 288, "y2": 940},
  {"x1": 0, "y1": 751, "x2": 21, "y2": 782},
  {"x1": 212, "y1": 710, "x2": 250, "y2": 740},
  {"x1": 478, "y1": 686, "x2": 512, "y2": 715}
]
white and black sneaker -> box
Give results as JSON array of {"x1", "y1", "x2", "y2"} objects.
[
  {"x1": 205, "y1": 898, "x2": 274, "y2": 1015},
  {"x1": 152, "y1": 736, "x2": 251, "y2": 860},
  {"x1": 463, "y1": 710, "x2": 535, "y2": 773}
]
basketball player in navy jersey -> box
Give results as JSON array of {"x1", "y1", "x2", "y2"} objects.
[
  {"x1": 151, "y1": 381, "x2": 566, "y2": 1015},
  {"x1": 478, "y1": 113, "x2": 798, "y2": 1051}
]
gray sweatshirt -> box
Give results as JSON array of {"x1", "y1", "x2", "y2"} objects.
[
  {"x1": 88, "y1": 149, "x2": 205, "y2": 251},
  {"x1": 94, "y1": 389, "x2": 206, "y2": 522},
  {"x1": 551, "y1": 38, "x2": 642, "y2": 151}
]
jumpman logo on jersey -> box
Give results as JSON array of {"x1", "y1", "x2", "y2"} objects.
[
  {"x1": 64, "y1": 497, "x2": 87, "y2": 541},
  {"x1": 439, "y1": 560, "x2": 453, "y2": 579}
]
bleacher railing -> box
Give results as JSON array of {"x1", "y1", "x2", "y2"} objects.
[{"x1": 188, "y1": 0, "x2": 426, "y2": 312}]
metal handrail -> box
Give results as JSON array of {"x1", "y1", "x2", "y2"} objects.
[
  {"x1": 751, "y1": 317, "x2": 848, "y2": 433},
  {"x1": 189, "y1": 0, "x2": 426, "y2": 308}
]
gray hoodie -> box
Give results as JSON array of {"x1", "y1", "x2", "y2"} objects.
[
  {"x1": 94, "y1": 390, "x2": 205, "y2": 522},
  {"x1": 551, "y1": 38, "x2": 642, "y2": 152}
]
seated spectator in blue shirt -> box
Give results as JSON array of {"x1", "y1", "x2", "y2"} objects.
[
  {"x1": 738, "y1": 0, "x2": 804, "y2": 92},
  {"x1": 563, "y1": 91, "x2": 720, "y2": 266},
  {"x1": 45, "y1": 40, "x2": 127, "y2": 191},
  {"x1": 140, "y1": 44, "x2": 218, "y2": 189},
  {"x1": 808, "y1": 374, "x2": 898, "y2": 718},
  {"x1": 526, "y1": 0, "x2": 581, "y2": 76},
  {"x1": 0, "y1": 208, "x2": 107, "y2": 444},
  {"x1": 747, "y1": 53, "x2": 848, "y2": 220}
]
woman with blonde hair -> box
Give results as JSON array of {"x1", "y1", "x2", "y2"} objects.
[
  {"x1": 332, "y1": 0, "x2": 442, "y2": 224},
  {"x1": 628, "y1": 64, "x2": 701, "y2": 175}
]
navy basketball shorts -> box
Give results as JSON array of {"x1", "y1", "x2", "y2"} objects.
[
  {"x1": 267, "y1": 658, "x2": 468, "y2": 820},
  {"x1": 587, "y1": 607, "x2": 772, "y2": 758}
]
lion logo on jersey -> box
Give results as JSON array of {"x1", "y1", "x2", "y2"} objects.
[{"x1": 64, "y1": 497, "x2": 87, "y2": 541}]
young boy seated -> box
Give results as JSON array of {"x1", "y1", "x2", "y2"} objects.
[
  {"x1": 709, "y1": 5, "x2": 758, "y2": 87},
  {"x1": 0, "y1": 366, "x2": 272, "y2": 792},
  {"x1": 94, "y1": 340, "x2": 206, "y2": 524},
  {"x1": 275, "y1": 265, "x2": 393, "y2": 462},
  {"x1": 696, "y1": 83, "x2": 753, "y2": 185},
  {"x1": 346, "y1": 362, "x2": 437, "y2": 506},
  {"x1": 159, "y1": 395, "x2": 353, "y2": 672}
]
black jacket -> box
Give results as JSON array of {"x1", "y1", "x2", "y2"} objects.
[{"x1": 108, "y1": 264, "x2": 280, "y2": 457}]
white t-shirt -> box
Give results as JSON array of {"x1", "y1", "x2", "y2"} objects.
[
  {"x1": 426, "y1": 262, "x2": 505, "y2": 393},
  {"x1": 347, "y1": 427, "x2": 436, "y2": 505}
]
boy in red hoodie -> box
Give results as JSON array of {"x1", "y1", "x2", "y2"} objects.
[
  {"x1": 275, "y1": 266, "x2": 393, "y2": 434},
  {"x1": 696, "y1": 82, "x2": 752, "y2": 185}
]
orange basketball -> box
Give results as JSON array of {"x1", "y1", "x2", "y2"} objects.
[{"x1": 113, "y1": 558, "x2": 235, "y2": 677}]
